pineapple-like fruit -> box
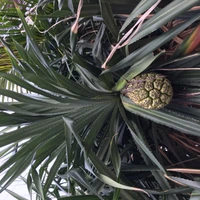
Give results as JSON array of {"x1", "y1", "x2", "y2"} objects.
[{"x1": 122, "y1": 73, "x2": 173, "y2": 109}]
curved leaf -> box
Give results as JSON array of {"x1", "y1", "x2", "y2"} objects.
[{"x1": 121, "y1": 95, "x2": 200, "y2": 136}]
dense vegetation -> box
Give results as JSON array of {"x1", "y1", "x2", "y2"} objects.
[{"x1": 0, "y1": 0, "x2": 200, "y2": 199}]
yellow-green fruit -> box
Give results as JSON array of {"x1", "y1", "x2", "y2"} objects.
[{"x1": 122, "y1": 73, "x2": 173, "y2": 110}]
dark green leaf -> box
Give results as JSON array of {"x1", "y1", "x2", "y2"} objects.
[{"x1": 121, "y1": 95, "x2": 200, "y2": 137}]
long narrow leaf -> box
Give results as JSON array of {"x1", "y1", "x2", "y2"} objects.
[{"x1": 121, "y1": 95, "x2": 200, "y2": 136}]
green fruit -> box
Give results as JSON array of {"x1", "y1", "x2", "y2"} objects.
[{"x1": 121, "y1": 73, "x2": 173, "y2": 110}]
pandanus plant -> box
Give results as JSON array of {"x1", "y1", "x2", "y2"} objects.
[{"x1": 0, "y1": 0, "x2": 200, "y2": 199}]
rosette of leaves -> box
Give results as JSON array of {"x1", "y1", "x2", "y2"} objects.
[{"x1": 0, "y1": 0, "x2": 200, "y2": 200}]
